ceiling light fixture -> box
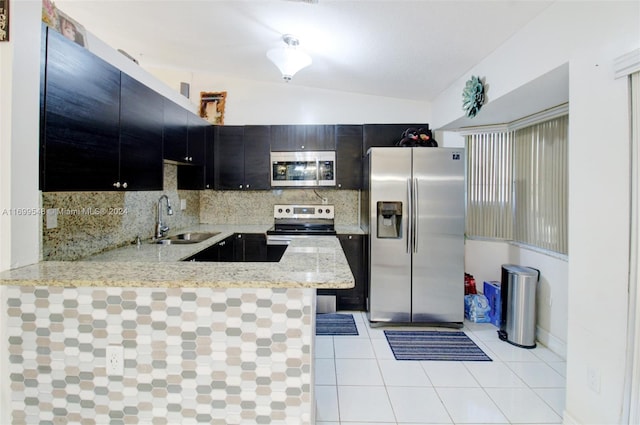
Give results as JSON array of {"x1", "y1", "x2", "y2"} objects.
[{"x1": 266, "y1": 34, "x2": 312, "y2": 82}]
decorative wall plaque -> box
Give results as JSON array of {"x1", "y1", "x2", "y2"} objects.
[{"x1": 462, "y1": 75, "x2": 485, "y2": 118}]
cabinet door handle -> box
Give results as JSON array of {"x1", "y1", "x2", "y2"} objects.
[
  {"x1": 246, "y1": 184, "x2": 250, "y2": 189},
  {"x1": 113, "y1": 182, "x2": 120, "y2": 188},
  {"x1": 301, "y1": 145, "x2": 305, "y2": 149},
  {"x1": 189, "y1": 157, "x2": 193, "y2": 162},
  {"x1": 338, "y1": 183, "x2": 342, "y2": 188},
  {"x1": 239, "y1": 185, "x2": 243, "y2": 189},
  {"x1": 122, "y1": 182, "x2": 128, "y2": 189}
]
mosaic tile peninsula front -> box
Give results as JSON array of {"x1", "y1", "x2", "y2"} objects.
[{"x1": 5, "y1": 286, "x2": 314, "y2": 424}]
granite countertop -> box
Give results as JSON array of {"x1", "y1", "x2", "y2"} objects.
[{"x1": 0, "y1": 224, "x2": 355, "y2": 289}]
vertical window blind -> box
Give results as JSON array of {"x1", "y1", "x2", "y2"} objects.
[
  {"x1": 466, "y1": 132, "x2": 514, "y2": 240},
  {"x1": 465, "y1": 115, "x2": 568, "y2": 255},
  {"x1": 513, "y1": 115, "x2": 568, "y2": 253}
]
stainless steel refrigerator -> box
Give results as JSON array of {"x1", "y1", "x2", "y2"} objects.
[{"x1": 363, "y1": 147, "x2": 465, "y2": 325}]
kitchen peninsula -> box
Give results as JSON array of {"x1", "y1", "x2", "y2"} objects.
[{"x1": 0, "y1": 228, "x2": 354, "y2": 425}]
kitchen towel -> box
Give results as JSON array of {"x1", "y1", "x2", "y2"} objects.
[
  {"x1": 316, "y1": 313, "x2": 359, "y2": 336},
  {"x1": 384, "y1": 330, "x2": 492, "y2": 361}
]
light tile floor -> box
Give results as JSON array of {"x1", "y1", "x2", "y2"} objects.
[{"x1": 315, "y1": 311, "x2": 566, "y2": 425}]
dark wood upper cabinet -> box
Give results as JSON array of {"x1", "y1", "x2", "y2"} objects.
[
  {"x1": 214, "y1": 125, "x2": 270, "y2": 190},
  {"x1": 363, "y1": 123, "x2": 430, "y2": 153},
  {"x1": 119, "y1": 73, "x2": 164, "y2": 190},
  {"x1": 242, "y1": 125, "x2": 271, "y2": 190},
  {"x1": 269, "y1": 125, "x2": 299, "y2": 151},
  {"x1": 204, "y1": 125, "x2": 216, "y2": 189},
  {"x1": 41, "y1": 27, "x2": 168, "y2": 191},
  {"x1": 40, "y1": 31, "x2": 120, "y2": 191},
  {"x1": 335, "y1": 125, "x2": 363, "y2": 190},
  {"x1": 187, "y1": 114, "x2": 207, "y2": 165},
  {"x1": 41, "y1": 28, "x2": 121, "y2": 191},
  {"x1": 177, "y1": 115, "x2": 208, "y2": 190},
  {"x1": 270, "y1": 125, "x2": 335, "y2": 151},
  {"x1": 163, "y1": 98, "x2": 208, "y2": 166},
  {"x1": 162, "y1": 99, "x2": 189, "y2": 163},
  {"x1": 214, "y1": 126, "x2": 245, "y2": 190},
  {"x1": 39, "y1": 26, "x2": 47, "y2": 191},
  {"x1": 303, "y1": 125, "x2": 336, "y2": 150}
]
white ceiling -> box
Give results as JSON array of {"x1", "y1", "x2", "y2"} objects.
[{"x1": 56, "y1": 0, "x2": 555, "y2": 103}]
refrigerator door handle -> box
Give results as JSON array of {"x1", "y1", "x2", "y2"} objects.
[
  {"x1": 413, "y1": 177, "x2": 419, "y2": 253},
  {"x1": 407, "y1": 178, "x2": 412, "y2": 253}
]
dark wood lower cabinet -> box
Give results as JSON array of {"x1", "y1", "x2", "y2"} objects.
[
  {"x1": 184, "y1": 235, "x2": 234, "y2": 262},
  {"x1": 233, "y1": 233, "x2": 268, "y2": 262},
  {"x1": 184, "y1": 234, "x2": 283, "y2": 263},
  {"x1": 318, "y1": 234, "x2": 367, "y2": 311}
]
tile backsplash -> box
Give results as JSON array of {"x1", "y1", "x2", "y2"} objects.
[
  {"x1": 42, "y1": 164, "x2": 200, "y2": 261},
  {"x1": 42, "y1": 164, "x2": 360, "y2": 261},
  {"x1": 199, "y1": 189, "x2": 359, "y2": 226}
]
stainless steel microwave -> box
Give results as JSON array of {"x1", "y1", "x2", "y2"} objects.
[{"x1": 270, "y1": 151, "x2": 336, "y2": 187}]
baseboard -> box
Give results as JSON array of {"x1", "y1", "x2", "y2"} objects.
[{"x1": 536, "y1": 325, "x2": 567, "y2": 360}]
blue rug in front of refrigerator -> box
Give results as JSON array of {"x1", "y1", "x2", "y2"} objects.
[
  {"x1": 384, "y1": 330, "x2": 492, "y2": 361},
  {"x1": 316, "y1": 313, "x2": 359, "y2": 336}
]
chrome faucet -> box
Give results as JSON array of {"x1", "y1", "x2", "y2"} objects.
[{"x1": 155, "y1": 194, "x2": 174, "y2": 239}]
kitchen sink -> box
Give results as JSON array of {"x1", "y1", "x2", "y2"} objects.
[{"x1": 154, "y1": 231, "x2": 220, "y2": 245}]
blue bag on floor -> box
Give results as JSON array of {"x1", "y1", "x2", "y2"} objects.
[{"x1": 464, "y1": 294, "x2": 491, "y2": 323}]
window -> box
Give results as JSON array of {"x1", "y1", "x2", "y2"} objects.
[
  {"x1": 465, "y1": 114, "x2": 569, "y2": 255},
  {"x1": 466, "y1": 131, "x2": 514, "y2": 240}
]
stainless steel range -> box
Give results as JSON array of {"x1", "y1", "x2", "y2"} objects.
[
  {"x1": 266, "y1": 204, "x2": 338, "y2": 313},
  {"x1": 266, "y1": 204, "x2": 336, "y2": 245}
]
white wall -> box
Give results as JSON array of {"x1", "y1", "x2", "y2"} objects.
[
  {"x1": 433, "y1": 2, "x2": 640, "y2": 423},
  {"x1": 0, "y1": 2, "x2": 41, "y2": 423},
  {"x1": 465, "y1": 239, "x2": 568, "y2": 357},
  {"x1": 145, "y1": 66, "x2": 432, "y2": 126},
  {"x1": 0, "y1": 0, "x2": 41, "y2": 272},
  {"x1": 81, "y1": 33, "x2": 194, "y2": 112},
  {"x1": 567, "y1": 42, "x2": 632, "y2": 425}
]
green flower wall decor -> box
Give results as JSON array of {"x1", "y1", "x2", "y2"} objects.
[{"x1": 462, "y1": 75, "x2": 485, "y2": 118}]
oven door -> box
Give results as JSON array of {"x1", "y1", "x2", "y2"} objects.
[{"x1": 270, "y1": 151, "x2": 336, "y2": 187}]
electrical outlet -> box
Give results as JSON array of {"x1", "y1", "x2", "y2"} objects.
[
  {"x1": 106, "y1": 345, "x2": 124, "y2": 376},
  {"x1": 46, "y1": 209, "x2": 58, "y2": 229},
  {"x1": 587, "y1": 365, "x2": 601, "y2": 393},
  {"x1": 180, "y1": 199, "x2": 187, "y2": 210}
]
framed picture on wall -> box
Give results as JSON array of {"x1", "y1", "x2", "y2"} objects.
[
  {"x1": 55, "y1": 9, "x2": 87, "y2": 47},
  {"x1": 0, "y1": 0, "x2": 9, "y2": 42}
]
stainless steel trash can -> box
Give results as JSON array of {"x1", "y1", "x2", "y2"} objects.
[{"x1": 498, "y1": 264, "x2": 540, "y2": 348}]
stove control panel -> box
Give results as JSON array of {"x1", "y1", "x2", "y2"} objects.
[{"x1": 273, "y1": 204, "x2": 334, "y2": 219}]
